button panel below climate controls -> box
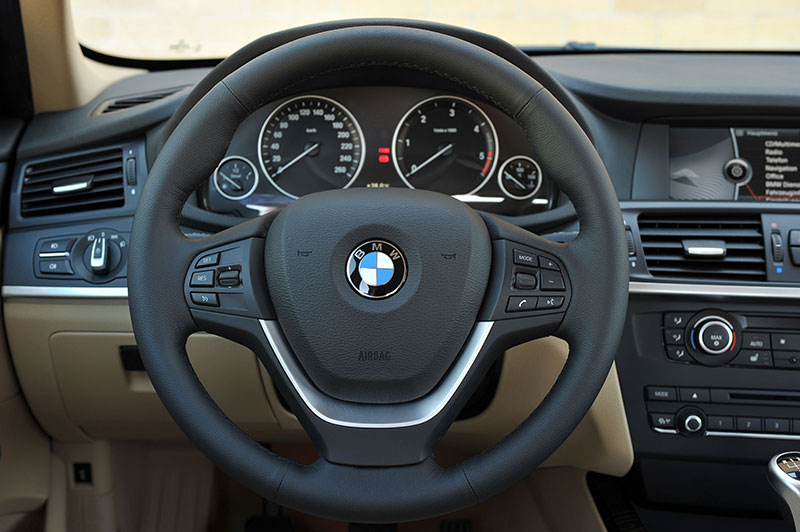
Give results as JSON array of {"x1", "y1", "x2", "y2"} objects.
[{"x1": 646, "y1": 385, "x2": 800, "y2": 440}]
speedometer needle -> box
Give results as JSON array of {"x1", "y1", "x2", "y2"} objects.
[
  {"x1": 504, "y1": 171, "x2": 526, "y2": 190},
  {"x1": 275, "y1": 143, "x2": 320, "y2": 176},
  {"x1": 406, "y1": 143, "x2": 453, "y2": 177}
]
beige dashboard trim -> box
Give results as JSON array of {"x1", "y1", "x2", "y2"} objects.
[{"x1": 2, "y1": 286, "x2": 128, "y2": 299}]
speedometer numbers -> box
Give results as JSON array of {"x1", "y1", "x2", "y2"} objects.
[
  {"x1": 392, "y1": 96, "x2": 499, "y2": 196},
  {"x1": 258, "y1": 95, "x2": 365, "y2": 198}
]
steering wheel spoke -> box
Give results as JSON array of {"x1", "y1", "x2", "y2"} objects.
[{"x1": 184, "y1": 215, "x2": 277, "y2": 326}]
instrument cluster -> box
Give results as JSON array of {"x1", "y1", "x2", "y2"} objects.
[{"x1": 202, "y1": 87, "x2": 553, "y2": 217}]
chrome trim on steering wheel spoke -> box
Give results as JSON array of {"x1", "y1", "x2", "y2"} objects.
[{"x1": 258, "y1": 319, "x2": 494, "y2": 429}]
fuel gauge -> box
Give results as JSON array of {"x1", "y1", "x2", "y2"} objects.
[
  {"x1": 213, "y1": 156, "x2": 259, "y2": 200},
  {"x1": 498, "y1": 155, "x2": 542, "y2": 200}
]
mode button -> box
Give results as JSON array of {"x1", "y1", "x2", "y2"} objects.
[{"x1": 513, "y1": 249, "x2": 537, "y2": 268}]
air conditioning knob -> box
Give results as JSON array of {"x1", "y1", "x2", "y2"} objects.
[{"x1": 695, "y1": 316, "x2": 734, "y2": 355}]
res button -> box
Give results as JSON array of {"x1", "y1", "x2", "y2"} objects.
[{"x1": 190, "y1": 270, "x2": 215, "y2": 288}]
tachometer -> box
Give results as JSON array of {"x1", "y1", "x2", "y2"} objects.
[
  {"x1": 392, "y1": 95, "x2": 498, "y2": 195},
  {"x1": 258, "y1": 95, "x2": 365, "y2": 198}
]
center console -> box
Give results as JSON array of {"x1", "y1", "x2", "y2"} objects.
[{"x1": 619, "y1": 119, "x2": 800, "y2": 514}]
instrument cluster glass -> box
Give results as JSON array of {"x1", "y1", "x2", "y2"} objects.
[{"x1": 205, "y1": 88, "x2": 552, "y2": 217}]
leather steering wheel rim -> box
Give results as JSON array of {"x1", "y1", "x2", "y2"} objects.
[{"x1": 129, "y1": 25, "x2": 628, "y2": 523}]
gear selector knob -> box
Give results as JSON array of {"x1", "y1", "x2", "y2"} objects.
[{"x1": 768, "y1": 452, "x2": 800, "y2": 531}]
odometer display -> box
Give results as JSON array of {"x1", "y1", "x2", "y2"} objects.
[
  {"x1": 392, "y1": 96, "x2": 498, "y2": 195},
  {"x1": 258, "y1": 95, "x2": 364, "y2": 198}
]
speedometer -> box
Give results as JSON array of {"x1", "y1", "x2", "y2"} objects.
[
  {"x1": 258, "y1": 95, "x2": 365, "y2": 198},
  {"x1": 392, "y1": 95, "x2": 498, "y2": 196}
]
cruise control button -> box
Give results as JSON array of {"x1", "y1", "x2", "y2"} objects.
[
  {"x1": 537, "y1": 296, "x2": 563, "y2": 310},
  {"x1": 539, "y1": 257, "x2": 559, "y2": 270},
  {"x1": 506, "y1": 296, "x2": 537, "y2": 312},
  {"x1": 742, "y1": 332, "x2": 771, "y2": 350},
  {"x1": 664, "y1": 329, "x2": 684, "y2": 345},
  {"x1": 650, "y1": 413, "x2": 675, "y2": 429},
  {"x1": 540, "y1": 269, "x2": 565, "y2": 291},
  {"x1": 707, "y1": 416, "x2": 734, "y2": 431},
  {"x1": 196, "y1": 253, "x2": 220, "y2": 268},
  {"x1": 666, "y1": 346, "x2": 690, "y2": 362},
  {"x1": 646, "y1": 386, "x2": 676, "y2": 401},
  {"x1": 190, "y1": 270, "x2": 215, "y2": 288},
  {"x1": 775, "y1": 352, "x2": 800, "y2": 369},
  {"x1": 38, "y1": 259, "x2": 73, "y2": 275},
  {"x1": 39, "y1": 237, "x2": 75, "y2": 254},
  {"x1": 765, "y1": 418, "x2": 791, "y2": 433},
  {"x1": 514, "y1": 272, "x2": 538, "y2": 290},
  {"x1": 736, "y1": 417, "x2": 762, "y2": 432},
  {"x1": 218, "y1": 269, "x2": 241, "y2": 287},
  {"x1": 513, "y1": 249, "x2": 537, "y2": 267},
  {"x1": 679, "y1": 387, "x2": 710, "y2": 402},
  {"x1": 772, "y1": 333, "x2": 800, "y2": 351},
  {"x1": 191, "y1": 292, "x2": 219, "y2": 307}
]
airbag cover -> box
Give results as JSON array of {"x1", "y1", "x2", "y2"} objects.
[{"x1": 265, "y1": 188, "x2": 491, "y2": 404}]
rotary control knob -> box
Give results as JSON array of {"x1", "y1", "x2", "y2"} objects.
[
  {"x1": 685, "y1": 310, "x2": 741, "y2": 366},
  {"x1": 71, "y1": 229, "x2": 127, "y2": 282},
  {"x1": 696, "y1": 317, "x2": 734, "y2": 355},
  {"x1": 677, "y1": 407, "x2": 705, "y2": 436},
  {"x1": 684, "y1": 415, "x2": 703, "y2": 433}
]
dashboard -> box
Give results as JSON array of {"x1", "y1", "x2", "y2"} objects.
[
  {"x1": 8, "y1": 49, "x2": 800, "y2": 528},
  {"x1": 199, "y1": 87, "x2": 553, "y2": 218}
]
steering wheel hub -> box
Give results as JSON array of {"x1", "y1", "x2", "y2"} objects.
[{"x1": 265, "y1": 188, "x2": 491, "y2": 404}]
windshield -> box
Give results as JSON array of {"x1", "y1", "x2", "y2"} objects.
[{"x1": 71, "y1": 1, "x2": 799, "y2": 60}]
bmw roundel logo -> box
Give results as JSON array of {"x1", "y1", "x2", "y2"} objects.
[{"x1": 347, "y1": 240, "x2": 407, "y2": 299}]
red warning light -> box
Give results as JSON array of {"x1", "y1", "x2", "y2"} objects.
[
  {"x1": 378, "y1": 155, "x2": 390, "y2": 163},
  {"x1": 378, "y1": 147, "x2": 391, "y2": 154},
  {"x1": 378, "y1": 147, "x2": 391, "y2": 163}
]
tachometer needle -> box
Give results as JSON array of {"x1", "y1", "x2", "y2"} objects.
[
  {"x1": 504, "y1": 171, "x2": 526, "y2": 190},
  {"x1": 275, "y1": 143, "x2": 320, "y2": 176},
  {"x1": 219, "y1": 172, "x2": 243, "y2": 191},
  {"x1": 406, "y1": 143, "x2": 453, "y2": 177}
]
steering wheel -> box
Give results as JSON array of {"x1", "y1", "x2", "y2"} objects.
[{"x1": 129, "y1": 25, "x2": 628, "y2": 523}]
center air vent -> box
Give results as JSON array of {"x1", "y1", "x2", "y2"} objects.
[
  {"x1": 93, "y1": 86, "x2": 187, "y2": 115},
  {"x1": 21, "y1": 148, "x2": 125, "y2": 217},
  {"x1": 638, "y1": 214, "x2": 766, "y2": 282}
]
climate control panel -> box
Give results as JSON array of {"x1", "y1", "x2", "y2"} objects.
[{"x1": 662, "y1": 309, "x2": 800, "y2": 370}]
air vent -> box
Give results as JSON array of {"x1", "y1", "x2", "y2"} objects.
[
  {"x1": 638, "y1": 214, "x2": 766, "y2": 282},
  {"x1": 93, "y1": 86, "x2": 186, "y2": 115},
  {"x1": 21, "y1": 148, "x2": 125, "y2": 217}
]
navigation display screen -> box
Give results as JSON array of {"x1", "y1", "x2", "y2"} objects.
[{"x1": 669, "y1": 127, "x2": 800, "y2": 202}]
